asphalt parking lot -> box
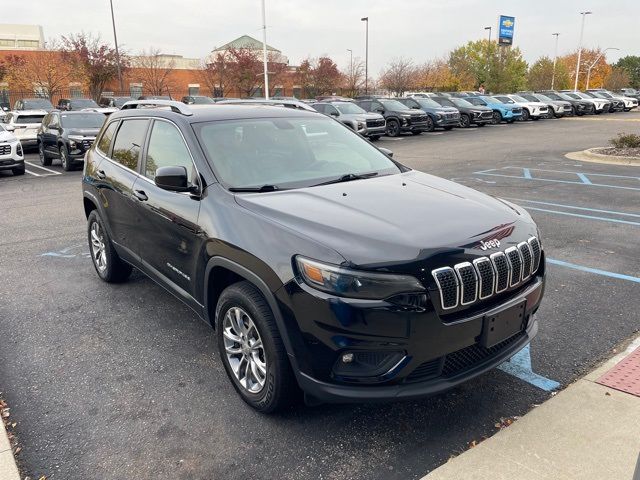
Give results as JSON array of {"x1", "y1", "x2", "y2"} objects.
[{"x1": 1, "y1": 113, "x2": 639, "y2": 479}]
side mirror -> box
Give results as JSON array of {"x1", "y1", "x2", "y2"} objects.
[
  {"x1": 155, "y1": 165, "x2": 194, "y2": 193},
  {"x1": 410, "y1": 106, "x2": 420, "y2": 109},
  {"x1": 375, "y1": 108, "x2": 384, "y2": 114},
  {"x1": 329, "y1": 110, "x2": 339, "y2": 117},
  {"x1": 378, "y1": 147, "x2": 393, "y2": 158},
  {"x1": 5, "y1": 124, "x2": 15, "y2": 132},
  {"x1": 2, "y1": 107, "x2": 8, "y2": 112}
]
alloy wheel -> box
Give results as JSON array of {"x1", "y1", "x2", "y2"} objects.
[
  {"x1": 459, "y1": 114, "x2": 470, "y2": 128},
  {"x1": 223, "y1": 306, "x2": 267, "y2": 394},
  {"x1": 61, "y1": 147, "x2": 69, "y2": 170},
  {"x1": 39, "y1": 143, "x2": 46, "y2": 165},
  {"x1": 386, "y1": 120, "x2": 400, "y2": 137},
  {"x1": 491, "y1": 111, "x2": 501, "y2": 125},
  {"x1": 90, "y1": 222, "x2": 107, "y2": 273}
]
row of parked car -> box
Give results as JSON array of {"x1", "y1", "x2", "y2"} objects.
[{"x1": 1, "y1": 87, "x2": 638, "y2": 177}]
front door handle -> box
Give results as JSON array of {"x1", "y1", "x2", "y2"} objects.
[
  {"x1": 133, "y1": 189, "x2": 148, "y2": 202},
  {"x1": 96, "y1": 169, "x2": 106, "y2": 179}
]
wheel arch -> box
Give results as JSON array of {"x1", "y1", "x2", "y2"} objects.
[
  {"x1": 83, "y1": 194, "x2": 98, "y2": 219},
  {"x1": 203, "y1": 256, "x2": 302, "y2": 375}
]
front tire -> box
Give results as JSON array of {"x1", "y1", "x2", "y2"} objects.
[
  {"x1": 12, "y1": 165, "x2": 25, "y2": 175},
  {"x1": 459, "y1": 114, "x2": 470, "y2": 128},
  {"x1": 424, "y1": 116, "x2": 435, "y2": 132},
  {"x1": 491, "y1": 111, "x2": 502, "y2": 125},
  {"x1": 60, "y1": 144, "x2": 73, "y2": 171},
  {"x1": 385, "y1": 119, "x2": 400, "y2": 137},
  {"x1": 520, "y1": 109, "x2": 530, "y2": 121},
  {"x1": 87, "y1": 210, "x2": 132, "y2": 283},
  {"x1": 39, "y1": 142, "x2": 51, "y2": 166},
  {"x1": 216, "y1": 281, "x2": 298, "y2": 413}
]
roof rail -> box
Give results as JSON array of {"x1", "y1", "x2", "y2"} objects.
[
  {"x1": 216, "y1": 99, "x2": 317, "y2": 112},
  {"x1": 121, "y1": 99, "x2": 193, "y2": 116}
]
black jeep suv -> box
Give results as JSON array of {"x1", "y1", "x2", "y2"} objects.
[
  {"x1": 83, "y1": 100, "x2": 546, "y2": 412},
  {"x1": 38, "y1": 110, "x2": 106, "y2": 170},
  {"x1": 354, "y1": 98, "x2": 429, "y2": 136}
]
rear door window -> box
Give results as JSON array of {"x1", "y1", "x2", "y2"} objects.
[
  {"x1": 110, "y1": 119, "x2": 149, "y2": 171},
  {"x1": 15, "y1": 115, "x2": 45, "y2": 124}
]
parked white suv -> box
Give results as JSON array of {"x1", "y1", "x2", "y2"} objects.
[
  {"x1": 0, "y1": 123, "x2": 25, "y2": 175},
  {"x1": 1, "y1": 110, "x2": 47, "y2": 150},
  {"x1": 587, "y1": 89, "x2": 638, "y2": 111},
  {"x1": 494, "y1": 95, "x2": 549, "y2": 121}
]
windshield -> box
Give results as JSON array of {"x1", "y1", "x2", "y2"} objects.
[
  {"x1": 60, "y1": 113, "x2": 105, "y2": 128},
  {"x1": 534, "y1": 94, "x2": 553, "y2": 102},
  {"x1": 70, "y1": 99, "x2": 100, "y2": 108},
  {"x1": 521, "y1": 94, "x2": 538, "y2": 102},
  {"x1": 494, "y1": 96, "x2": 515, "y2": 104},
  {"x1": 194, "y1": 117, "x2": 401, "y2": 190},
  {"x1": 24, "y1": 99, "x2": 53, "y2": 110},
  {"x1": 335, "y1": 103, "x2": 366, "y2": 114},
  {"x1": 465, "y1": 97, "x2": 485, "y2": 106},
  {"x1": 114, "y1": 97, "x2": 134, "y2": 107},
  {"x1": 415, "y1": 98, "x2": 441, "y2": 108},
  {"x1": 597, "y1": 92, "x2": 613, "y2": 98},
  {"x1": 480, "y1": 96, "x2": 501, "y2": 104},
  {"x1": 544, "y1": 92, "x2": 561, "y2": 100},
  {"x1": 380, "y1": 99, "x2": 410, "y2": 111},
  {"x1": 510, "y1": 95, "x2": 529, "y2": 103},
  {"x1": 557, "y1": 93, "x2": 575, "y2": 101},
  {"x1": 193, "y1": 97, "x2": 215, "y2": 104},
  {"x1": 450, "y1": 97, "x2": 473, "y2": 108}
]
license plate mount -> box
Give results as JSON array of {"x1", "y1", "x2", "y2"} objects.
[{"x1": 480, "y1": 300, "x2": 526, "y2": 348}]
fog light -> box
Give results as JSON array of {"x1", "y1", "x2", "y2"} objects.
[{"x1": 341, "y1": 353, "x2": 354, "y2": 363}]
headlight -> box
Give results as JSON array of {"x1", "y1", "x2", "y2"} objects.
[
  {"x1": 400, "y1": 114, "x2": 411, "y2": 118},
  {"x1": 295, "y1": 256, "x2": 425, "y2": 300},
  {"x1": 357, "y1": 121, "x2": 365, "y2": 129},
  {"x1": 436, "y1": 113, "x2": 443, "y2": 120}
]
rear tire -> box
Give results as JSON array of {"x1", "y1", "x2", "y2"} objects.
[
  {"x1": 87, "y1": 210, "x2": 132, "y2": 283},
  {"x1": 216, "y1": 281, "x2": 299, "y2": 413},
  {"x1": 39, "y1": 142, "x2": 51, "y2": 166},
  {"x1": 411, "y1": 130, "x2": 422, "y2": 135}
]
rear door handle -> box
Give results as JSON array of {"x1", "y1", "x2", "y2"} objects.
[
  {"x1": 96, "y1": 169, "x2": 106, "y2": 179},
  {"x1": 133, "y1": 189, "x2": 148, "y2": 202}
]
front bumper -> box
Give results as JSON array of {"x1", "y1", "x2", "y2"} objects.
[
  {"x1": 358, "y1": 124, "x2": 386, "y2": 137},
  {"x1": 0, "y1": 142, "x2": 25, "y2": 170},
  {"x1": 286, "y1": 265, "x2": 545, "y2": 403},
  {"x1": 435, "y1": 116, "x2": 460, "y2": 128}
]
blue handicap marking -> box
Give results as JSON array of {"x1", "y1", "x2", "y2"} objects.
[
  {"x1": 474, "y1": 166, "x2": 640, "y2": 192},
  {"x1": 498, "y1": 344, "x2": 561, "y2": 392}
]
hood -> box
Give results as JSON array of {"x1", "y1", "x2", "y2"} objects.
[
  {"x1": 0, "y1": 130, "x2": 17, "y2": 143},
  {"x1": 235, "y1": 170, "x2": 535, "y2": 267}
]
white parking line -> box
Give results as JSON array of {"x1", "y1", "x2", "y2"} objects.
[
  {"x1": 25, "y1": 162, "x2": 62, "y2": 175},
  {"x1": 24, "y1": 169, "x2": 42, "y2": 176},
  {"x1": 427, "y1": 132, "x2": 445, "y2": 135}
]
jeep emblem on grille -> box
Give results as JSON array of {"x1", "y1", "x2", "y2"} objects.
[{"x1": 479, "y1": 239, "x2": 501, "y2": 251}]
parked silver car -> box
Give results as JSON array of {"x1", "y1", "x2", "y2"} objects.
[{"x1": 311, "y1": 101, "x2": 386, "y2": 140}]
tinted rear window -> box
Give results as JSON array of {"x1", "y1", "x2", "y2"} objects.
[{"x1": 15, "y1": 115, "x2": 45, "y2": 124}]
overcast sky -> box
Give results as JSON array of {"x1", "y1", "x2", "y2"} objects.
[{"x1": 7, "y1": 0, "x2": 638, "y2": 73}]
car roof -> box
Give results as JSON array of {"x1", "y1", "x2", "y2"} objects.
[
  {"x1": 113, "y1": 103, "x2": 323, "y2": 123},
  {"x1": 10, "y1": 109, "x2": 48, "y2": 115}
]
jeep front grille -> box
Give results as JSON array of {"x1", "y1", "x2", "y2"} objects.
[{"x1": 431, "y1": 236, "x2": 541, "y2": 310}]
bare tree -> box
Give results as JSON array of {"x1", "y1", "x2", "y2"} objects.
[
  {"x1": 342, "y1": 57, "x2": 366, "y2": 98},
  {"x1": 134, "y1": 48, "x2": 176, "y2": 96},
  {"x1": 379, "y1": 57, "x2": 417, "y2": 96}
]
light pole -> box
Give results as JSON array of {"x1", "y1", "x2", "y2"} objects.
[
  {"x1": 574, "y1": 11, "x2": 592, "y2": 91},
  {"x1": 484, "y1": 26, "x2": 492, "y2": 43},
  {"x1": 586, "y1": 47, "x2": 619, "y2": 89},
  {"x1": 261, "y1": 0, "x2": 269, "y2": 99},
  {"x1": 347, "y1": 48, "x2": 353, "y2": 72},
  {"x1": 109, "y1": 0, "x2": 124, "y2": 93},
  {"x1": 551, "y1": 33, "x2": 560, "y2": 89},
  {"x1": 361, "y1": 17, "x2": 368, "y2": 94}
]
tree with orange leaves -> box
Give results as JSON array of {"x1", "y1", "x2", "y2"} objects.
[{"x1": 560, "y1": 48, "x2": 612, "y2": 90}]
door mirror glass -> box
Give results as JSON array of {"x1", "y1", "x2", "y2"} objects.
[
  {"x1": 378, "y1": 147, "x2": 393, "y2": 158},
  {"x1": 155, "y1": 165, "x2": 192, "y2": 192},
  {"x1": 5, "y1": 124, "x2": 15, "y2": 132},
  {"x1": 329, "y1": 110, "x2": 339, "y2": 117}
]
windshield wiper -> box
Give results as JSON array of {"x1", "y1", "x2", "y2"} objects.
[
  {"x1": 311, "y1": 171, "x2": 379, "y2": 187},
  {"x1": 228, "y1": 185, "x2": 281, "y2": 193}
]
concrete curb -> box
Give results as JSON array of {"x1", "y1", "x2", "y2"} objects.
[
  {"x1": 0, "y1": 416, "x2": 20, "y2": 480},
  {"x1": 565, "y1": 147, "x2": 640, "y2": 166},
  {"x1": 421, "y1": 334, "x2": 640, "y2": 480}
]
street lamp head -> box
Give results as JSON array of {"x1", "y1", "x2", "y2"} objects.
[
  {"x1": 580, "y1": 11, "x2": 592, "y2": 15},
  {"x1": 361, "y1": 17, "x2": 368, "y2": 21},
  {"x1": 484, "y1": 26, "x2": 491, "y2": 30}
]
